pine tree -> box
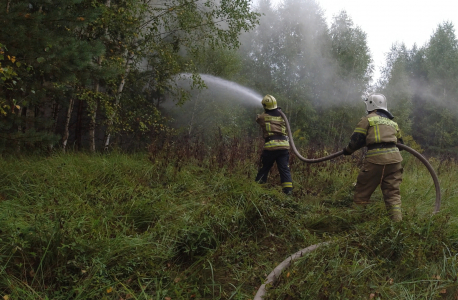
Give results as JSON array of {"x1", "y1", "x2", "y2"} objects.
[{"x1": 0, "y1": 0, "x2": 104, "y2": 151}]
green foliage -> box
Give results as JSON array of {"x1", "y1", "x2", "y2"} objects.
[
  {"x1": 0, "y1": 0, "x2": 260, "y2": 152},
  {"x1": 193, "y1": 46, "x2": 244, "y2": 79},
  {"x1": 330, "y1": 11, "x2": 373, "y2": 88},
  {"x1": 0, "y1": 43, "x2": 25, "y2": 117},
  {"x1": 0, "y1": 0, "x2": 106, "y2": 150}
]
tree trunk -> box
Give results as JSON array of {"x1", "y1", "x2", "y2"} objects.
[
  {"x1": 62, "y1": 98, "x2": 74, "y2": 152},
  {"x1": 39, "y1": 98, "x2": 57, "y2": 150},
  {"x1": 75, "y1": 99, "x2": 84, "y2": 150},
  {"x1": 88, "y1": 94, "x2": 98, "y2": 153},
  {"x1": 15, "y1": 107, "x2": 25, "y2": 152},
  {"x1": 89, "y1": 0, "x2": 110, "y2": 152},
  {"x1": 48, "y1": 101, "x2": 60, "y2": 151},
  {"x1": 104, "y1": 53, "x2": 133, "y2": 150},
  {"x1": 51, "y1": 101, "x2": 60, "y2": 134},
  {"x1": 188, "y1": 93, "x2": 200, "y2": 136},
  {"x1": 25, "y1": 106, "x2": 35, "y2": 131},
  {"x1": 89, "y1": 58, "x2": 102, "y2": 153}
]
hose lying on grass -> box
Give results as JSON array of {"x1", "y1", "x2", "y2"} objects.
[
  {"x1": 253, "y1": 110, "x2": 443, "y2": 300},
  {"x1": 253, "y1": 243, "x2": 327, "y2": 300}
]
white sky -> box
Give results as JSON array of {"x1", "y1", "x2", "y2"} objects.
[{"x1": 271, "y1": 0, "x2": 458, "y2": 81}]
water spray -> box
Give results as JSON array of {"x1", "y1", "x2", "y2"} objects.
[{"x1": 177, "y1": 73, "x2": 262, "y2": 106}]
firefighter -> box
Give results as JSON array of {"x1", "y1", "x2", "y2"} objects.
[
  {"x1": 342, "y1": 93, "x2": 404, "y2": 221},
  {"x1": 255, "y1": 95, "x2": 293, "y2": 195}
]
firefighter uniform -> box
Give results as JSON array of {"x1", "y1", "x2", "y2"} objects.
[
  {"x1": 255, "y1": 105, "x2": 293, "y2": 195},
  {"x1": 344, "y1": 110, "x2": 403, "y2": 221}
]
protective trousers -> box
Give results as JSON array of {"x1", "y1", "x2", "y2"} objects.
[
  {"x1": 354, "y1": 161, "x2": 403, "y2": 221},
  {"x1": 255, "y1": 149, "x2": 293, "y2": 194}
]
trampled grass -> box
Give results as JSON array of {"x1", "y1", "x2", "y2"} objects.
[{"x1": 0, "y1": 140, "x2": 457, "y2": 299}]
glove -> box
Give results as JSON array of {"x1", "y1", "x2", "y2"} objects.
[{"x1": 342, "y1": 147, "x2": 351, "y2": 156}]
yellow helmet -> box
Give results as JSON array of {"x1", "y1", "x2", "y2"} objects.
[{"x1": 261, "y1": 94, "x2": 277, "y2": 110}]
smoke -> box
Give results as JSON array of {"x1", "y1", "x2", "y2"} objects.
[
  {"x1": 410, "y1": 77, "x2": 458, "y2": 111},
  {"x1": 238, "y1": 0, "x2": 373, "y2": 107},
  {"x1": 378, "y1": 41, "x2": 458, "y2": 117}
]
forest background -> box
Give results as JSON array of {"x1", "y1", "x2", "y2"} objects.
[
  {"x1": 3, "y1": 0, "x2": 458, "y2": 299},
  {"x1": 2, "y1": 0, "x2": 458, "y2": 154}
]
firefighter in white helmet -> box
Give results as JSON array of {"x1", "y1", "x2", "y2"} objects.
[
  {"x1": 343, "y1": 93, "x2": 404, "y2": 221},
  {"x1": 255, "y1": 95, "x2": 293, "y2": 195}
]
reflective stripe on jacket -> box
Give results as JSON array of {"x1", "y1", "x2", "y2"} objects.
[
  {"x1": 256, "y1": 109, "x2": 290, "y2": 151},
  {"x1": 346, "y1": 111, "x2": 402, "y2": 164}
]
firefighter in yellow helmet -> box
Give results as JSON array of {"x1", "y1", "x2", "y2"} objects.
[
  {"x1": 255, "y1": 95, "x2": 293, "y2": 195},
  {"x1": 343, "y1": 93, "x2": 404, "y2": 221}
]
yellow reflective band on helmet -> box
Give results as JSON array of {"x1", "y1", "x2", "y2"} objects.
[
  {"x1": 354, "y1": 127, "x2": 367, "y2": 135},
  {"x1": 264, "y1": 116, "x2": 283, "y2": 122},
  {"x1": 368, "y1": 116, "x2": 399, "y2": 130},
  {"x1": 366, "y1": 147, "x2": 399, "y2": 157},
  {"x1": 264, "y1": 140, "x2": 290, "y2": 148},
  {"x1": 282, "y1": 182, "x2": 293, "y2": 188}
]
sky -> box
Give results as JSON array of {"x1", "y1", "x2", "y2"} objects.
[{"x1": 272, "y1": 0, "x2": 458, "y2": 81}]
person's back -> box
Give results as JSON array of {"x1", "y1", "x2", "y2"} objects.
[
  {"x1": 343, "y1": 94, "x2": 404, "y2": 221},
  {"x1": 352, "y1": 110, "x2": 403, "y2": 164},
  {"x1": 255, "y1": 95, "x2": 293, "y2": 195},
  {"x1": 256, "y1": 108, "x2": 290, "y2": 151}
]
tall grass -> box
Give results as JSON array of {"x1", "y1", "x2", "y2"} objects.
[{"x1": 0, "y1": 135, "x2": 457, "y2": 299}]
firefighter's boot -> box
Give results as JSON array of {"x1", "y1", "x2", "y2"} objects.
[{"x1": 388, "y1": 204, "x2": 402, "y2": 222}]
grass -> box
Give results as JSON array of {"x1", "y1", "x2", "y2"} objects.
[{"x1": 0, "y1": 138, "x2": 457, "y2": 299}]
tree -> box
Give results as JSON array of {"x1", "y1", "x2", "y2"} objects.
[
  {"x1": 239, "y1": 0, "x2": 331, "y2": 139},
  {"x1": 0, "y1": 0, "x2": 260, "y2": 153},
  {"x1": 238, "y1": 1, "x2": 373, "y2": 146},
  {"x1": 378, "y1": 43, "x2": 413, "y2": 135},
  {"x1": 378, "y1": 22, "x2": 458, "y2": 152},
  {"x1": 0, "y1": 0, "x2": 105, "y2": 152},
  {"x1": 419, "y1": 23, "x2": 458, "y2": 150},
  {"x1": 100, "y1": 0, "x2": 260, "y2": 149},
  {"x1": 329, "y1": 11, "x2": 372, "y2": 98}
]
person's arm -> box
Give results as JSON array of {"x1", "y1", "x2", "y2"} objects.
[
  {"x1": 396, "y1": 127, "x2": 404, "y2": 150},
  {"x1": 396, "y1": 128, "x2": 404, "y2": 144},
  {"x1": 343, "y1": 118, "x2": 368, "y2": 155}
]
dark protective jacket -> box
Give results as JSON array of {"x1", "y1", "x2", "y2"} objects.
[
  {"x1": 256, "y1": 108, "x2": 290, "y2": 151},
  {"x1": 345, "y1": 110, "x2": 403, "y2": 164}
]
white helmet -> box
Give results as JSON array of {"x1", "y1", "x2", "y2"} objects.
[{"x1": 364, "y1": 93, "x2": 388, "y2": 112}]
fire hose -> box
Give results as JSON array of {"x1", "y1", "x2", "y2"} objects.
[
  {"x1": 253, "y1": 110, "x2": 442, "y2": 300},
  {"x1": 278, "y1": 109, "x2": 441, "y2": 213}
]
